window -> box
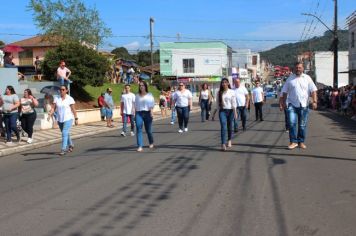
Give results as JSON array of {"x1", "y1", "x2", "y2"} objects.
[
  {"x1": 352, "y1": 32, "x2": 355, "y2": 48},
  {"x1": 183, "y1": 59, "x2": 194, "y2": 73},
  {"x1": 164, "y1": 59, "x2": 169, "y2": 64}
]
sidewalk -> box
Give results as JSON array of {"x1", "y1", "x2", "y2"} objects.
[{"x1": 0, "y1": 108, "x2": 199, "y2": 157}]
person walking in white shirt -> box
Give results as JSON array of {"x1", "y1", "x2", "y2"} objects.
[
  {"x1": 172, "y1": 83, "x2": 193, "y2": 133},
  {"x1": 216, "y1": 78, "x2": 237, "y2": 151},
  {"x1": 135, "y1": 81, "x2": 155, "y2": 152},
  {"x1": 252, "y1": 81, "x2": 264, "y2": 121},
  {"x1": 120, "y1": 84, "x2": 136, "y2": 136},
  {"x1": 280, "y1": 62, "x2": 317, "y2": 150},
  {"x1": 233, "y1": 78, "x2": 249, "y2": 132},
  {"x1": 199, "y1": 83, "x2": 212, "y2": 122}
]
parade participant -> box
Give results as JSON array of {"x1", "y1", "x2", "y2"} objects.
[
  {"x1": 216, "y1": 78, "x2": 237, "y2": 151},
  {"x1": 170, "y1": 86, "x2": 177, "y2": 125},
  {"x1": 1, "y1": 86, "x2": 20, "y2": 144},
  {"x1": 20, "y1": 89, "x2": 39, "y2": 144},
  {"x1": 233, "y1": 78, "x2": 249, "y2": 132},
  {"x1": 104, "y1": 88, "x2": 115, "y2": 128},
  {"x1": 57, "y1": 60, "x2": 72, "y2": 86},
  {"x1": 135, "y1": 81, "x2": 155, "y2": 152},
  {"x1": 280, "y1": 62, "x2": 317, "y2": 150},
  {"x1": 199, "y1": 83, "x2": 212, "y2": 122},
  {"x1": 172, "y1": 83, "x2": 193, "y2": 133},
  {"x1": 97, "y1": 92, "x2": 106, "y2": 121},
  {"x1": 252, "y1": 81, "x2": 264, "y2": 121},
  {"x1": 49, "y1": 85, "x2": 78, "y2": 155},
  {"x1": 120, "y1": 84, "x2": 136, "y2": 137}
]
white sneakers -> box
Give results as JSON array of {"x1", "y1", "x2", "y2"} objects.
[
  {"x1": 184, "y1": 128, "x2": 188, "y2": 132},
  {"x1": 178, "y1": 128, "x2": 188, "y2": 133},
  {"x1": 130, "y1": 131, "x2": 135, "y2": 136},
  {"x1": 27, "y1": 138, "x2": 33, "y2": 144},
  {"x1": 121, "y1": 132, "x2": 126, "y2": 137},
  {"x1": 178, "y1": 129, "x2": 183, "y2": 133},
  {"x1": 170, "y1": 121, "x2": 174, "y2": 125}
]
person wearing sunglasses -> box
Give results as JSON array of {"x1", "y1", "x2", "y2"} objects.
[
  {"x1": 49, "y1": 85, "x2": 78, "y2": 155},
  {"x1": 172, "y1": 83, "x2": 193, "y2": 133},
  {"x1": 135, "y1": 81, "x2": 155, "y2": 152}
]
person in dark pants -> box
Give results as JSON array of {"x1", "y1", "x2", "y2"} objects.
[
  {"x1": 252, "y1": 81, "x2": 264, "y2": 121},
  {"x1": 20, "y1": 89, "x2": 39, "y2": 144},
  {"x1": 1, "y1": 85, "x2": 20, "y2": 144},
  {"x1": 172, "y1": 83, "x2": 193, "y2": 133},
  {"x1": 233, "y1": 78, "x2": 250, "y2": 132},
  {"x1": 199, "y1": 83, "x2": 212, "y2": 122}
]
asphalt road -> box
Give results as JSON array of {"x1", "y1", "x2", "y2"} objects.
[{"x1": 0, "y1": 100, "x2": 355, "y2": 236}]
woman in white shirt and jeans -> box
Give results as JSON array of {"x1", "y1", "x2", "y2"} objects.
[
  {"x1": 216, "y1": 78, "x2": 237, "y2": 151},
  {"x1": 199, "y1": 83, "x2": 211, "y2": 122},
  {"x1": 172, "y1": 83, "x2": 193, "y2": 133},
  {"x1": 135, "y1": 81, "x2": 155, "y2": 152},
  {"x1": 49, "y1": 85, "x2": 78, "y2": 155}
]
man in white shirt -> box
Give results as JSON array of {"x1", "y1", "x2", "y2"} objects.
[
  {"x1": 252, "y1": 81, "x2": 264, "y2": 121},
  {"x1": 233, "y1": 78, "x2": 250, "y2": 132},
  {"x1": 280, "y1": 62, "x2": 317, "y2": 150},
  {"x1": 120, "y1": 84, "x2": 136, "y2": 136}
]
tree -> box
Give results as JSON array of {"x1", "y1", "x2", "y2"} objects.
[
  {"x1": 0, "y1": 40, "x2": 5, "y2": 46},
  {"x1": 111, "y1": 47, "x2": 132, "y2": 60},
  {"x1": 42, "y1": 41, "x2": 110, "y2": 86},
  {"x1": 135, "y1": 50, "x2": 160, "y2": 67},
  {"x1": 28, "y1": 0, "x2": 111, "y2": 46}
]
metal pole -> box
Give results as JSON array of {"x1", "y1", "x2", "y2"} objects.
[
  {"x1": 333, "y1": 0, "x2": 338, "y2": 88},
  {"x1": 150, "y1": 17, "x2": 154, "y2": 84}
]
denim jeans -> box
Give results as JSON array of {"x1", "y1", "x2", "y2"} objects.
[
  {"x1": 58, "y1": 119, "x2": 73, "y2": 151},
  {"x1": 3, "y1": 113, "x2": 19, "y2": 142},
  {"x1": 135, "y1": 111, "x2": 153, "y2": 148},
  {"x1": 176, "y1": 106, "x2": 189, "y2": 130},
  {"x1": 200, "y1": 99, "x2": 209, "y2": 122},
  {"x1": 219, "y1": 109, "x2": 234, "y2": 145},
  {"x1": 284, "y1": 108, "x2": 290, "y2": 130},
  {"x1": 123, "y1": 113, "x2": 135, "y2": 133},
  {"x1": 287, "y1": 105, "x2": 309, "y2": 143},
  {"x1": 171, "y1": 107, "x2": 176, "y2": 123},
  {"x1": 234, "y1": 106, "x2": 247, "y2": 130}
]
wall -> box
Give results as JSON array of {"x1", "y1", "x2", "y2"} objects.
[
  {"x1": 314, "y1": 51, "x2": 349, "y2": 87},
  {"x1": 349, "y1": 17, "x2": 356, "y2": 85},
  {"x1": 0, "y1": 68, "x2": 21, "y2": 93}
]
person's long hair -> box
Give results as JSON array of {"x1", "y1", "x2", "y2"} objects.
[
  {"x1": 24, "y1": 89, "x2": 33, "y2": 97},
  {"x1": 138, "y1": 81, "x2": 148, "y2": 95},
  {"x1": 218, "y1": 78, "x2": 230, "y2": 109},
  {"x1": 6, "y1": 85, "x2": 16, "y2": 95}
]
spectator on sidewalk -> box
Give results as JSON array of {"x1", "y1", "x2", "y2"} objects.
[
  {"x1": 120, "y1": 84, "x2": 136, "y2": 137},
  {"x1": 104, "y1": 88, "x2": 115, "y2": 128},
  {"x1": 280, "y1": 62, "x2": 317, "y2": 150},
  {"x1": 49, "y1": 85, "x2": 78, "y2": 156},
  {"x1": 34, "y1": 56, "x2": 42, "y2": 80},
  {"x1": 1, "y1": 85, "x2": 20, "y2": 144},
  {"x1": 44, "y1": 93, "x2": 58, "y2": 129},
  {"x1": 97, "y1": 93, "x2": 106, "y2": 121},
  {"x1": 170, "y1": 86, "x2": 177, "y2": 125},
  {"x1": 135, "y1": 81, "x2": 155, "y2": 152},
  {"x1": 3, "y1": 53, "x2": 16, "y2": 68},
  {"x1": 57, "y1": 60, "x2": 72, "y2": 86},
  {"x1": 159, "y1": 91, "x2": 167, "y2": 117},
  {"x1": 252, "y1": 81, "x2": 264, "y2": 121},
  {"x1": 0, "y1": 92, "x2": 4, "y2": 137},
  {"x1": 19, "y1": 89, "x2": 39, "y2": 144}
]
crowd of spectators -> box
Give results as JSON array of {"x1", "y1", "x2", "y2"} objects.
[{"x1": 317, "y1": 83, "x2": 356, "y2": 120}]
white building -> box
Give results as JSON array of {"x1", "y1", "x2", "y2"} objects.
[
  {"x1": 314, "y1": 51, "x2": 349, "y2": 87},
  {"x1": 347, "y1": 11, "x2": 356, "y2": 84},
  {"x1": 232, "y1": 49, "x2": 261, "y2": 80}
]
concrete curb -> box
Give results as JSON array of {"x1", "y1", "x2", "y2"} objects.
[{"x1": 0, "y1": 109, "x2": 200, "y2": 158}]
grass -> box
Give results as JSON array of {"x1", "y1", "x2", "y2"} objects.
[{"x1": 83, "y1": 83, "x2": 161, "y2": 105}]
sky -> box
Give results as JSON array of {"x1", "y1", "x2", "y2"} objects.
[{"x1": 0, "y1": 0, "x2": 355, "y2": 53}]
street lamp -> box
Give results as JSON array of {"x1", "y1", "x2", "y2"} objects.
[{"x1": 302, "y1": 7, "x2": 338, "y2": 88}]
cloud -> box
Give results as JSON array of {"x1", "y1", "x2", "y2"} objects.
[{"x1": 123, "y1": 41, "x2": 141, "y2": 51}]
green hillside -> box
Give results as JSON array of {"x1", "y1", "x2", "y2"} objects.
[{"x1": 260, "y1": 30, "x2": 348, "y2": 67}]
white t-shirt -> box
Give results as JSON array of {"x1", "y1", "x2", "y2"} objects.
[
  {"x1": 54, "y1": 95, "x2": 75, "y2": 122},
  {"x1": 252, "y1": 87, "x2": 264, "y2": 103},
  {"x1": 200, "y1": 90, "x2": 209, "y2": 100},
  {"x1": 135, "y1": 93, "x2": 155, "y2": 111},
  {"x1": 121, "y1": 92, "x2": 135, "y2": 114},
  {"x1": 281, "y1": 73, "x2": 317, "y2": 108},
  {"x1": 234, "y1": 86, "x2": 249, "y2": 107},
  {"x1": 173, "y1": 89, "x2": 192, "y2": 107},
  {"x1": 216, "y1": 89, "x2": 237, "y2": 109},
  {"x1": 57, "y1": 66, "x2": 71, "y2": 78}
]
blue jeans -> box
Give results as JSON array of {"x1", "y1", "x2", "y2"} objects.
[
  {"x1": 3, "y1": 113, "x2": 19, "y2": 142},
  {"x1": 123, "y1": 114, "x2": 135, "y2": 133},
  {"x1": 284, "y1": 108, "x2": 290, "y2": 130},
  {"x1": 58, "y1": 119, "x2": 73, "y2": 151},
  {"x1": 135, "y1": 111, "x2": 153, "y2": 148},
  {"x1": 100, "y1": 107, "x2": 106, "y2": 119},
  {"x1": 176, "y1": 106, "x2": 189, "y2": 130},
  {"x1": 233, "y1": 106, "x2": 247, "y2": 130},
  {"x1": 171, "y1": 107, "x2": 176, "y2": 123},
  {"x1": 200, "y1": 99, "x2": 209, "y2": 122},
  {"x1": 287, "y1": 105, "x2": 309, "y2": 143},
  {"x1": 219, "y1": 109, "x2": 234, "y2": 145}
]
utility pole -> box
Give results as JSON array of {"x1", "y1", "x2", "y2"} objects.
[
  {"x1": 150, "y1": 17, "x2": 154, "y2": 84},
  {"x1": 333, "y1": 0, "x2": 338, "y2": 88}
]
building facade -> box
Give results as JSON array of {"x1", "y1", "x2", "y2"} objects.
[{"x1": 347, "y1": 11, "x2": 356, "y2": 84}]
